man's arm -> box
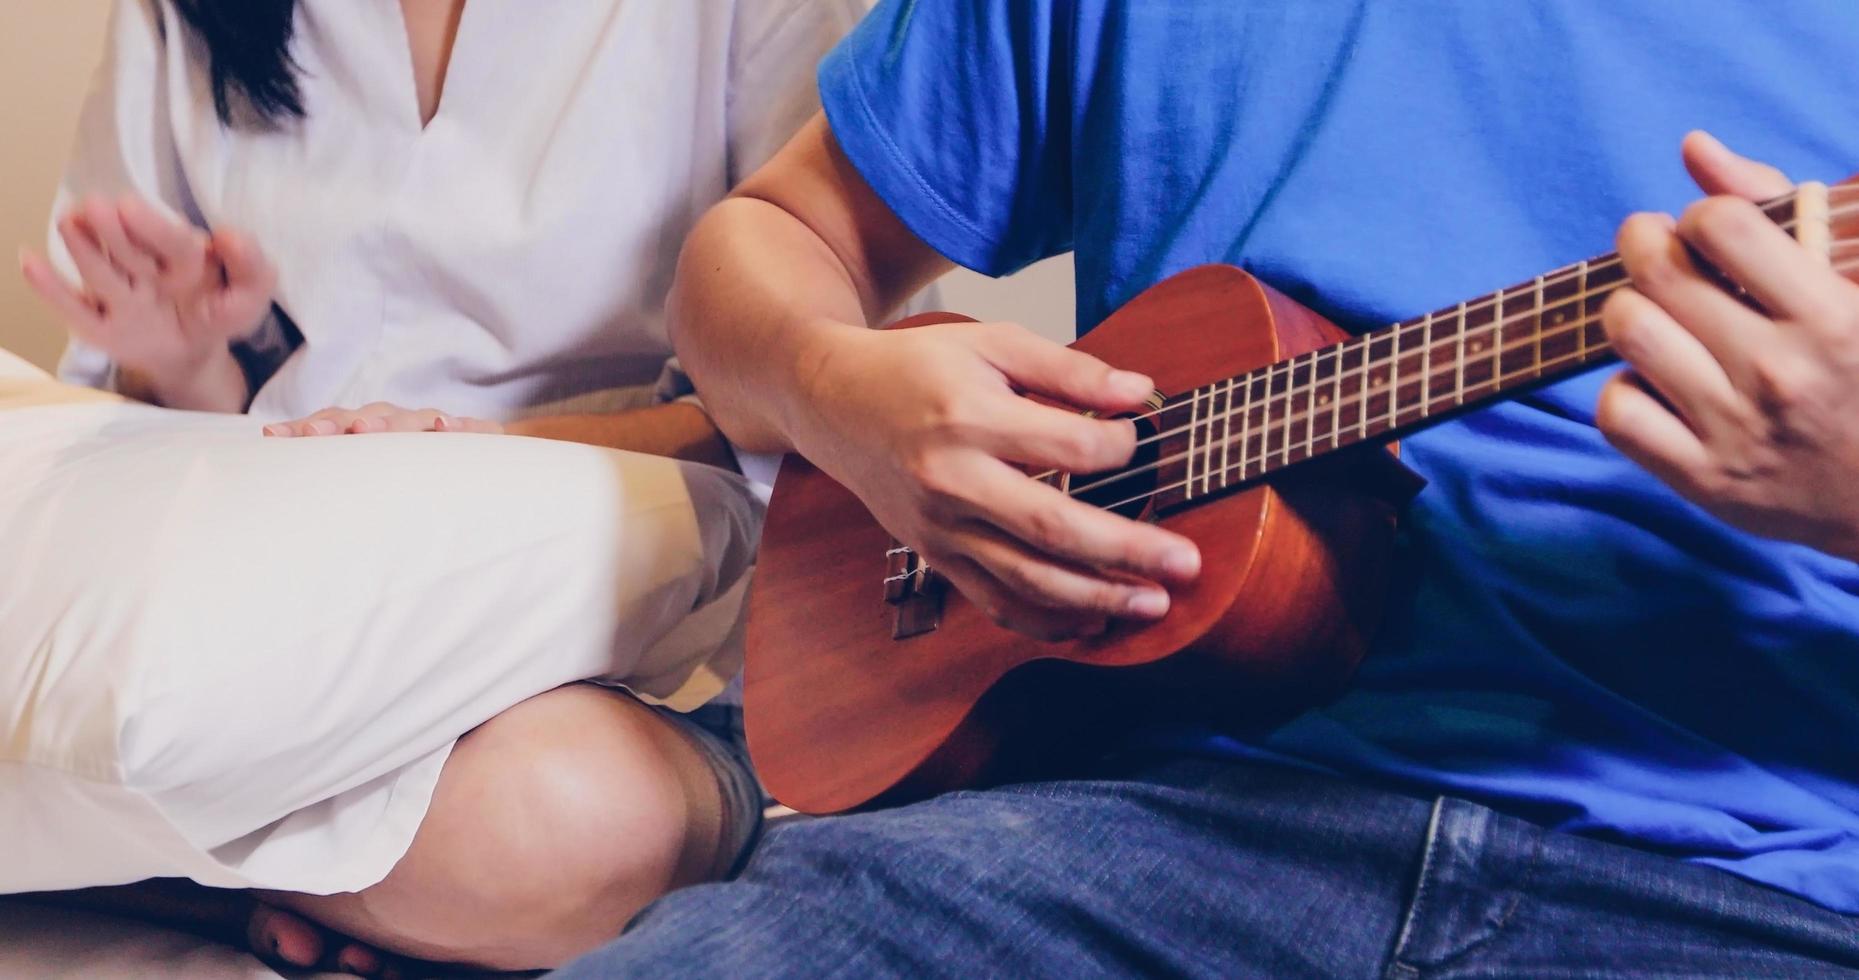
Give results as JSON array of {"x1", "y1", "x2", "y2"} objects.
[
  {"x1": 669, "y1": 116, "x2": 947, "y2": 453},
  {"x1": 505, "y1": 404, "x2": 736, "y2": 469},
  {"x1": 669, "y1": 115, "x2": 1202, "y2": 641}
]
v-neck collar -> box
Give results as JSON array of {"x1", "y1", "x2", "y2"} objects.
[{"x1": 388, "y1": 0, "x2": 475, "y2": 134}]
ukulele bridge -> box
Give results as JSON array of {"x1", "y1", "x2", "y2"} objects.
[{"x1": 883, "y1": 543, "x2": 947, "y2": 639}]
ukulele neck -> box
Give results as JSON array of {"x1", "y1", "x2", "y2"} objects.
[{"x1": 1164, "y1": 182, "x2": 1852, "y2": 502}]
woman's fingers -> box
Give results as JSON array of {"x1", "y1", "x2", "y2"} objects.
[
  {"x1": 118, "y1": 195, "x2": 210, "y2": 294},
  {"x1": 82, "y1": 198, "x2": 159, "y2": 286},
  {"x1": 58, "y1": 213, "x2": 135, "y2": 310},
  {"x1": 264, "y1": 404, "x2": 496, "y2": 437},
  {"x1": 211, "y1": 230, "x2": 276, "y2": 299},
  {"x1": 432, "y1": 414, "x2": 502, "y2": 434},
  {"x1": 19, "y1": 248, "x2": 105, "y2": 338}
]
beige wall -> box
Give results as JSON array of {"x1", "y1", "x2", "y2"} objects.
[
  {"x1": 1, "y1": 4, "x2": 111, "y2": 370},
  {"x1": 0, "y1": 4, "x2": 1073, "y2": 375}
]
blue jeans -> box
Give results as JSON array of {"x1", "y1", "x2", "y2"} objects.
[{"x1": 556, "y1": 757, "x2": 1859, "y2": 978}]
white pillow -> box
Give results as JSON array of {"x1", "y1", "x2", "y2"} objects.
[{"x1": 0, "y1": 388, "x2": 761, "y2": 896}]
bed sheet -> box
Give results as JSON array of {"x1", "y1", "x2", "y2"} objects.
[{"x1": 0, "y1": 899, "x2": 342, "y2": 979}]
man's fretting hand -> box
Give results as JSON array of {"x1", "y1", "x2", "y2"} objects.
[{"x1": 1601, "y1": 132, "x2": 1859, "y2": 561}]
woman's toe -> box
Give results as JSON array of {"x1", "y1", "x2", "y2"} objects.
[
  {"x1": 335, "y1": 941, "x2": 385, "y2": 976},
  {"x1": 247, "y1": 901, "x2": 325, "y2": 968}
]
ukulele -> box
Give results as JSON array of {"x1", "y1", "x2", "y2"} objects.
[{"x1": 746, "y1": 179, "x2": 1859, "y2": 815}]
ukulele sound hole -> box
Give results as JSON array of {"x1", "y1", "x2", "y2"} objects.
[{"x1": 1065, "y1": 409, "x2": 1161, "y2": 520}]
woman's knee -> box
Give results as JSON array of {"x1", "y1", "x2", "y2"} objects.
[{"x1": 289, "y1": 685, "x2": 725, "y2": 970}]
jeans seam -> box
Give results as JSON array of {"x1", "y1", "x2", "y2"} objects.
[
  {"x1": 1390, "y1": 800, "x2": 1549, "y2": 977},
  {"x1": 1388, "y1": 797, "x2": 1449, "y2": 970}
]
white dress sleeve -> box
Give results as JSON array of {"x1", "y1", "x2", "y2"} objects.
[
  {"x1": 724, "y1": 0, "x2": 869, "y2": 183},
  {"x1": 51, "y1": 0, "x2": 294, "y2": 397},
  {"x1": 662, "y1": 0, "x2": 869, "y2": 492}
]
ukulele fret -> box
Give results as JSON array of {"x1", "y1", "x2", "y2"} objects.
[
  {"x1": 1219, "y1": 377, "x2": 1235, "y2": 490},
  {"x1": 1185, "y1": 385, "x2": 1204, "y2": 500},
  {"x1": 1453, "y1": 300, "x2": 1468, "y2": 407}
]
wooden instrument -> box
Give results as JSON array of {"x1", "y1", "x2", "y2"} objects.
[{"x1": 746, "y1": 180, "x2": 1859, "y2": 815}]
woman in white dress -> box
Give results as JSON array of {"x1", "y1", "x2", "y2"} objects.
[{"x1": 16, "y1": 0, "x2": 862, "y2": 973}]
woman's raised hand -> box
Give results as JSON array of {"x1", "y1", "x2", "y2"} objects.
[
  {"x1": 19, "y1": 194, "x2": 275, "y2": 408},
  {"x1": 264, "y1": 402, "x2": 504, "y2": 438}
]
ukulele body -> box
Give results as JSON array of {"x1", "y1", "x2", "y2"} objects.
[{"x1": 745, "y1": 265, "x2": 1406, "y2": 814}]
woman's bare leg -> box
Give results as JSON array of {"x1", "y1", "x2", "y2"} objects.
[
  {"x1": 26, "y1": 683, "x2": 735, "y2": 975},
  {"x1": 263, "y1": 683, "x2": 732, "y2": 971}
]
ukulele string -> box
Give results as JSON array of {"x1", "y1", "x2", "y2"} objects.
[
  {"x1": 1031, "y1": 195, "x2": 1858, "y2": 487},
  {"x1": 1053, "y1": 204, "x2": 1859, "y2": 498},
  {"x1": 1076, "y1": 251, "x2": 1859, "y2": 515}
]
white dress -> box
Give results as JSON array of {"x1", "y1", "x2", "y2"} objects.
[
  {"x1": 31, "y1": 0, "x2": 864, "y2": 893},
  {"x1": 55, "y1": 0, "x2": 863, "y2": 435}
]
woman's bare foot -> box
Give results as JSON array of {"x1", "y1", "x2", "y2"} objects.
[
  {"x1": 20, "y1": 880, "x2": 406, "y2": 977},
  {"x1": 248, "y1": 901, "x2": 404, "y2": 977}
]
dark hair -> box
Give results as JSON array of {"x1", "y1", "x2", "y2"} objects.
[{"x1": 171, "y1": 0, "x2": 306, "y2": 126}]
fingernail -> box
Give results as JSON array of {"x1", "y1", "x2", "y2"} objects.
[
  {"x1": 1127, "y1": 590, "x2": 1170, "y2": 619},
  {"x1": 1109, "y1": 370, "x2": 1152, "y2": 396},
  {"x1": 1164, "y1": 547, "x2": 1200, "y2": 579},
  {"x1": 433, "y1": 415, "x2": 452, "y2": 431},
  {"x1": 262, "y1": 424, "x2": 283, "y2": 437}
]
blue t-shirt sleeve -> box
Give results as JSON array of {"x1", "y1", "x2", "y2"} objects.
[{"x1": 818, "y1": 0, "x2": 1074, "y2": 277}]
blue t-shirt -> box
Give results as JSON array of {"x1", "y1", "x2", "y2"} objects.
[{"x1": 821, "y1": 1, "x2": 1859, "y2": 911}]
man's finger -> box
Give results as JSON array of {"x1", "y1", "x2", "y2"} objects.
[
  {"x1": 1601, "y1": 286, "x2": 1749, "y2": 439},
  {"x1": 932, "y1": 552, "x2": 1111, "y2": 643},
  {"x1": 963, "y1": 393, "x2": 1138, "y2": 473},
  {"x1": 1678, "y1": 195, "x2": 1849, "y2": 327},
  {"x1": 1616, "y1": 211, "x2": 1775, "y2": 389},
  {"x1": 1596, "y1": 370, "x2": 1717, "y2": 501},
  {"x1": 946, "y1": 458, "x2": 1201, "y2": 586},
  {"x1": 1681, "y1": 131, "x2": 1794, "y2": 202},
  {"x1": 977, "y1": 324, "x2": 1155, "y2": 414},
  {"x1": 955, "y1": 519, "x2": 1171, "y2": 621}
]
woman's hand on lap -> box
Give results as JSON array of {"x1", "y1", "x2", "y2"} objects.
[
  {"x1": 19, "y1": 194, "x2": 274, "y2": 409},
  {"x1": 264, "y1": 402, "x2": 504, "y2": 438}
]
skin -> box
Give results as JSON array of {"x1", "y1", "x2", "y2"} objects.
[
  {"x1": 17, "y1": 0, "x2": 731, "y2": 468},
  {"x1": 17, "y1": 1, "x2": 742, "y2": 974},
  {"x1": 673, "y1": 114, "x2": 1859, "y2": 642},
  {"x1": 1600, "y1": 131, "x2": 1859, "y2": 562},
  {"x1": 675, "y1": 114, "x2": 1201, "y2": 642}
]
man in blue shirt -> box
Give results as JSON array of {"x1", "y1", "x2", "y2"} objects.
[{"x1": 562, "y1": 2, "x2": 1859, "y2": 975}]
